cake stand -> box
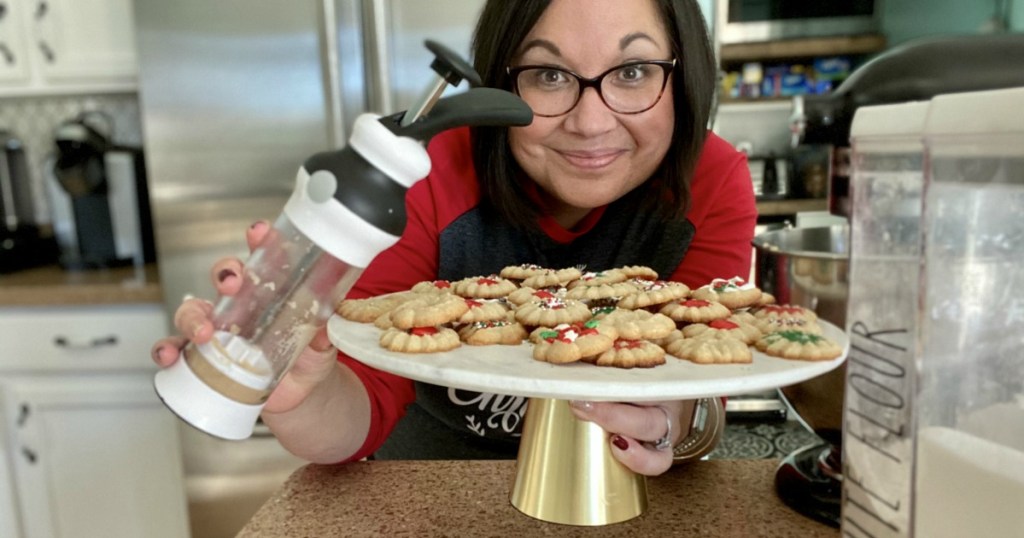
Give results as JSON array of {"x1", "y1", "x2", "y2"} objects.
[{"x1": 328, "y1": 315, "x2": 849, "y2": 526}]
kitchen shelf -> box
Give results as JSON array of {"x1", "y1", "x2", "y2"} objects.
[{"x1": 720, "y1": 34, "x2": 887, "y2": 63}]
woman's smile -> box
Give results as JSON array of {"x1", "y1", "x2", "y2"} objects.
[{"x1": 555, "y1": 148, "x2": 626, "y2": 170}]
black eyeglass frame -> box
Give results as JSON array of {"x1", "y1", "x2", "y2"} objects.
[{"x1": 506, "y1": 58, "x2": 677, "y2": 117}]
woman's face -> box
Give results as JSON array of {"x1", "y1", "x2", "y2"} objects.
[{"x1": 509, "y1": 0, "x2": 675, "y2": 226}]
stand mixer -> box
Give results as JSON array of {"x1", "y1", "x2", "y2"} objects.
[{"x1": 774, "y1": 33, "x2": 1024, "y2": 527}]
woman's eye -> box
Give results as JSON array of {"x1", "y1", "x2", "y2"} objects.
[
  {"x1": 536, "y1": 69, "x2": 569, "y2": 86},
  {"x1": 615, "y1": 65, "x2": 649, "y2": 83}
]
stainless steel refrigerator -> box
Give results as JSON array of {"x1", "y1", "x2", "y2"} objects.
[{"x1": 133, "y1": 1, "x2": 484, "y2": 536}]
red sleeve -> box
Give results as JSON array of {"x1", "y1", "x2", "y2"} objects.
[
  {"x1": 335, "y1": 128, "x2": 478, "y2": 462},
  {"x1": 668, "y1": 133, "x2": 757, "y2": 289}
]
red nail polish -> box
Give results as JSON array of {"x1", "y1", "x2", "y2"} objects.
[
  {"x1": 217, "y1": 269, "x2": 235, "y2": 282},
  {"x1": 612, "y1": 435, "x2": 629, "y2": 451}
]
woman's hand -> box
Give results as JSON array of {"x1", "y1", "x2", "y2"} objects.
[
  {"x1": 569, "y1": 399, "x2": 695, "y2": 476},
  {"x1": 149, "y1": 220, "x2": 340, "y2": 415}
]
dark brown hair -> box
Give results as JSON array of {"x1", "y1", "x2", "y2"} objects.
[{"x1": 470, "y1": 0, "x2": 717, "y2": 229}]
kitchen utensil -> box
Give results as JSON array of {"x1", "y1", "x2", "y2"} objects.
[
  {"x1": 751, "y1": 224, "x2": 848, "y2": 526},
  {"x1": 328, "y1": 313, "x2": 849, "y2": 525},
  {"x1": 842, "y1": 87, "x2": 1024, "y2": 537},
  {"x1": 153, "y1": 40, "x2": 532, "y2": 441}
]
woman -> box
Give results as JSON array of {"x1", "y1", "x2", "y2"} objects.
[{"x1": 153, "y1": 0, "x2": 755, "y2": 477}]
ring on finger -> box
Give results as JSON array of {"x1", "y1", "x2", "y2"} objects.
[{"x1": 650, "y1": 405, "x2": 673, "y2": 451}]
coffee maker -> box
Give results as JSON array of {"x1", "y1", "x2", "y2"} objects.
[
  {"x1": 0, "y1": 130, "x2": 59, "y2": 273},
  {"x1": 51, "y1": 113, "x2": 155, "y2": 269},
  {"x1": 777, "y1": 33, "x2": 1024, "y2": 527}
]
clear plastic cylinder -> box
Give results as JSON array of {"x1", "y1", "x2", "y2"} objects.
[{"x1": 183, "y1": 212, "x2": 362, "y2": 405}]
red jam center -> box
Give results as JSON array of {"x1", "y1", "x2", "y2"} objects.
[
  {"x1": 683, "y1": 299, "x2": 712, "y2": 307},
  {"x1": 410, "y1": 327, "x2": 439, "y2": 336},
  {"x1": 709, "y1": 319, "x2": 739, "y2": 330}
]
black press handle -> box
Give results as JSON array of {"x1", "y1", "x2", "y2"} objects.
[
  {"x1": 385, "y1": 87, "x2": 533, "y2": 143},
  {"x1": 425, "y1": 40, "x2": 481, "y2": 87}
]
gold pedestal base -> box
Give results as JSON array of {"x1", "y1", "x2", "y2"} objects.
[{"x1": 510, "y1": 398, "x2": 648, "y2": 526}]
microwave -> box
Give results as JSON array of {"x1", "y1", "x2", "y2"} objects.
[{"x1": 716, "y1": 0, "x2": 880, "y2": 44}]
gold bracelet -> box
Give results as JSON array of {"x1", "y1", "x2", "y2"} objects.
[{"x1": 672, "y1": 397, "x2": 725, "y2": 464}]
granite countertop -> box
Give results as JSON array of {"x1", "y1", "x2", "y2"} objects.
[
  {"x1": 239, "y1": 459, "x2": 837, "y2": 537},
  {"x1": 0, "y1": 264, "x2": 163, "y2": 306}
]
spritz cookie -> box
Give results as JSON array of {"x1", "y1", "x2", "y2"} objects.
[
  {"x1": 499, "y1": 263, "x2": 549, "y2": 281},
  {"x1": 388, "y1": 292, "x2": 469, "y2": 330},
  {"x1": 532, "y1": 320, "x2": 616, "y2": 364},
  {"x1": 458, "y1": 319, "x2": 527, "y2": 346},
  {"x1": 457, "y1": 298, "x2": 510, "y2": 324},
  {"x1": 601, "y1": 309, "x2": 676, "y2": 340},
  {"x1": 452, "y1": 275, "x2": 518, "y2": 299},
  {"x1": 565, "y1": 280, "x2": 640, "y2": 302},
  {"x1": 380, "y1": 326, "x2": 461, "y2": 353},
  {"x1": 681, "y1": 317, "x2": 762, "y2": 345},
  {"x1": 755, "y1": 330, "x2": 843, "y2": 361},
  {"x1": 587, "y1": 339, "x2": 666, "y2": 368},
  {"x1": 616, "y1": 279, "x2": 690, "y2": 310},
  {"x1": 336, "y1": 291, "x2": 418, "y2": 323},
  {"x1": 665, "y1": 334, "x2": 752, "y2": 365},
  {"x1": 659, "y1": 298, "x2": 732, "y2": 324},
  {"x1": 690, "y1": 276, "x2": 763, "y2": 310},
  {"x1": 411, "y1": 280, "x2": 453, "y2": 294},
  {"x1": 514, "y1": 296, "x2": 591, "y2": 328},
  {"x1": 521, "y1": 267, "x2": 583, "y2": 289},
  {"x1": 614, "y1": 265, "x2": 659, "y2": 280},
  {"x1": 506, "y1": 286, "x2": 567, "y2": 306},
  {"x1": 567, "y1": 269, "x2": 627, "y2": 289}
]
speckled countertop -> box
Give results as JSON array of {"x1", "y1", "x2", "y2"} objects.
[
  {"x1": 239, "y1": 459, "x2": 838, "y2": 537},
  {"x1": 0, "y1": 264, "x2": 163, "y2": 306}
]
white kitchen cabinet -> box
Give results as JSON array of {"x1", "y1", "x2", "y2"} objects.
[
  {"x1": 0, "y1": 0, "x2": 137, "y2": 96},
  {"x1": 0, "y1": 303, "x2": 190, "y2": 538}
]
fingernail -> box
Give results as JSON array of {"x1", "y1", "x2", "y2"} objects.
[
  {"x1": 191, "y1": 322, "x2": 205, "y2": 336},
  {"x1": 249, "y1": 221, "x2": 262, "y2": 230},
  {"x1": 217, "y1": 269, "x2": 236, "y2": 283},
  {"x1": 569, "y1": 400, "x2": 593, "y2": 412},
  {"x1": 612, "y1": 435, "x2": 629, "y2": 451},
  {"x1": 152, "y1": 345, "x2": 164, "y2": 362}
]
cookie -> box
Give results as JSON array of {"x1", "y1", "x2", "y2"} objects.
[
  {"x1": 457, "y1": 298, "x2": 510, "y2": 324},
  {"x1": 601, "y1": 308, "x2": 676, "y2": 340},
  {"x1": 690, "y1": 277, "x2": 763, "y2": 310},
  {"x1": 388, "y1": 293, "x2": 470, "y2": 330},
  {"x1": 531, "y1": 319, "x2": 617, "y2": 364},
  {"x1": 616, "y1": 279, "x2": 690, "y2": 310},
  {"x1": 681, "y1": 316, "x2": 762, "y2": 345},
  {"x1": 411, "y1": 280, "x2": 454, "y2": 294},
  {"x1": 506, "y1": 286, "x2": 567, "y2": 306},
  {"x1": 614, "y1": 265, "x2": 659, "y2": 280},
  {"x1": 565, "y1": 280, "x2": 640, "y2": 302},
  {"x1": 587, "y1": 339, "x2": 666, "y2": 368},
  {"x1": 336, "y1": 291, "x2": 419, "y2": 323},
  {"x1": 380, "y1": 326, "x2": 461, "y2": 353},
  {"x1": 499, "y1": 263, "x2": 549, "y2": 281},
  {"x1": 521, "y1": 267, "x2": 583, "y2": 289},
  {"x1": 665, "y1": 335, "x2": 753, "y2": 364},
  {"x1": 755, "y1": 330, "x2": 843, "y2": 361},
  {"x1": 452, "y1": 275, "x2": 518, "y2": 299},
  {"x1": 567, "y1": 269, "x2": 627, "y2": 289},
  {"x1": 753, "y1": 304, "x2": 818, "y2": 322},
  {"x1": 659, "y1": 298, "x2": 732, "y2": 324},
  {"x1": 458, "y1": 319, "x2": 527, "y2": 346},
  {"x1": 514, "y1": 296, "x2": 592, "y2": 328}
]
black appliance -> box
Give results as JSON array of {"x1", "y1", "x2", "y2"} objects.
[
  {"x1": 52, "y1": 114, "x2": 156, "y2": 269},
  {"x1": 778, "y1": 33, "x2": 1024, "y2": 528},
  {"x1": 0, "y1": 130, "x2": 59, "y2": 273}
]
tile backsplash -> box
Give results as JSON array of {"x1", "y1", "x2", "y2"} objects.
[{"x1": 0, "y1": 92, "x2": 142, "y2": 223}]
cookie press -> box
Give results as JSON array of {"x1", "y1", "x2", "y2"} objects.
[{"x1": 153, "y1": 41, "x2": 532, "y2": 440}]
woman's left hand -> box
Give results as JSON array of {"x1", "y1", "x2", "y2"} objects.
[{"x1": 569, "y1": 400, "x2": 689, "y2": 476}]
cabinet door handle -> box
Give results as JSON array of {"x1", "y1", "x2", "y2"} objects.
[
  {"x1": 0, "y1": 43, "x2": 13, "y2": 65},
  {"x1": 53, "y1": 335, "x2": 119, "y2": 349},
  {"x1": 21, "y1": 447, "x2": 37, "y2": 465},
  {"x1": 37, "y1": 40, "x2": 54, "y2": 63}
]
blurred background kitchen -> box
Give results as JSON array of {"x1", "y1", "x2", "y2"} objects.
[{"x1": 0, "y1": 1, "x2": 1022, "y2": 537}]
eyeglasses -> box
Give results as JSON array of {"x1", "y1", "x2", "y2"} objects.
[{"x1": 507, "y1": 59, "x2": 676, "y2": 117}]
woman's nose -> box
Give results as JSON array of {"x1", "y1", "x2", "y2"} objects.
[{"x1": 563, "y1": 87, "x2": 617, "y2": 135}]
